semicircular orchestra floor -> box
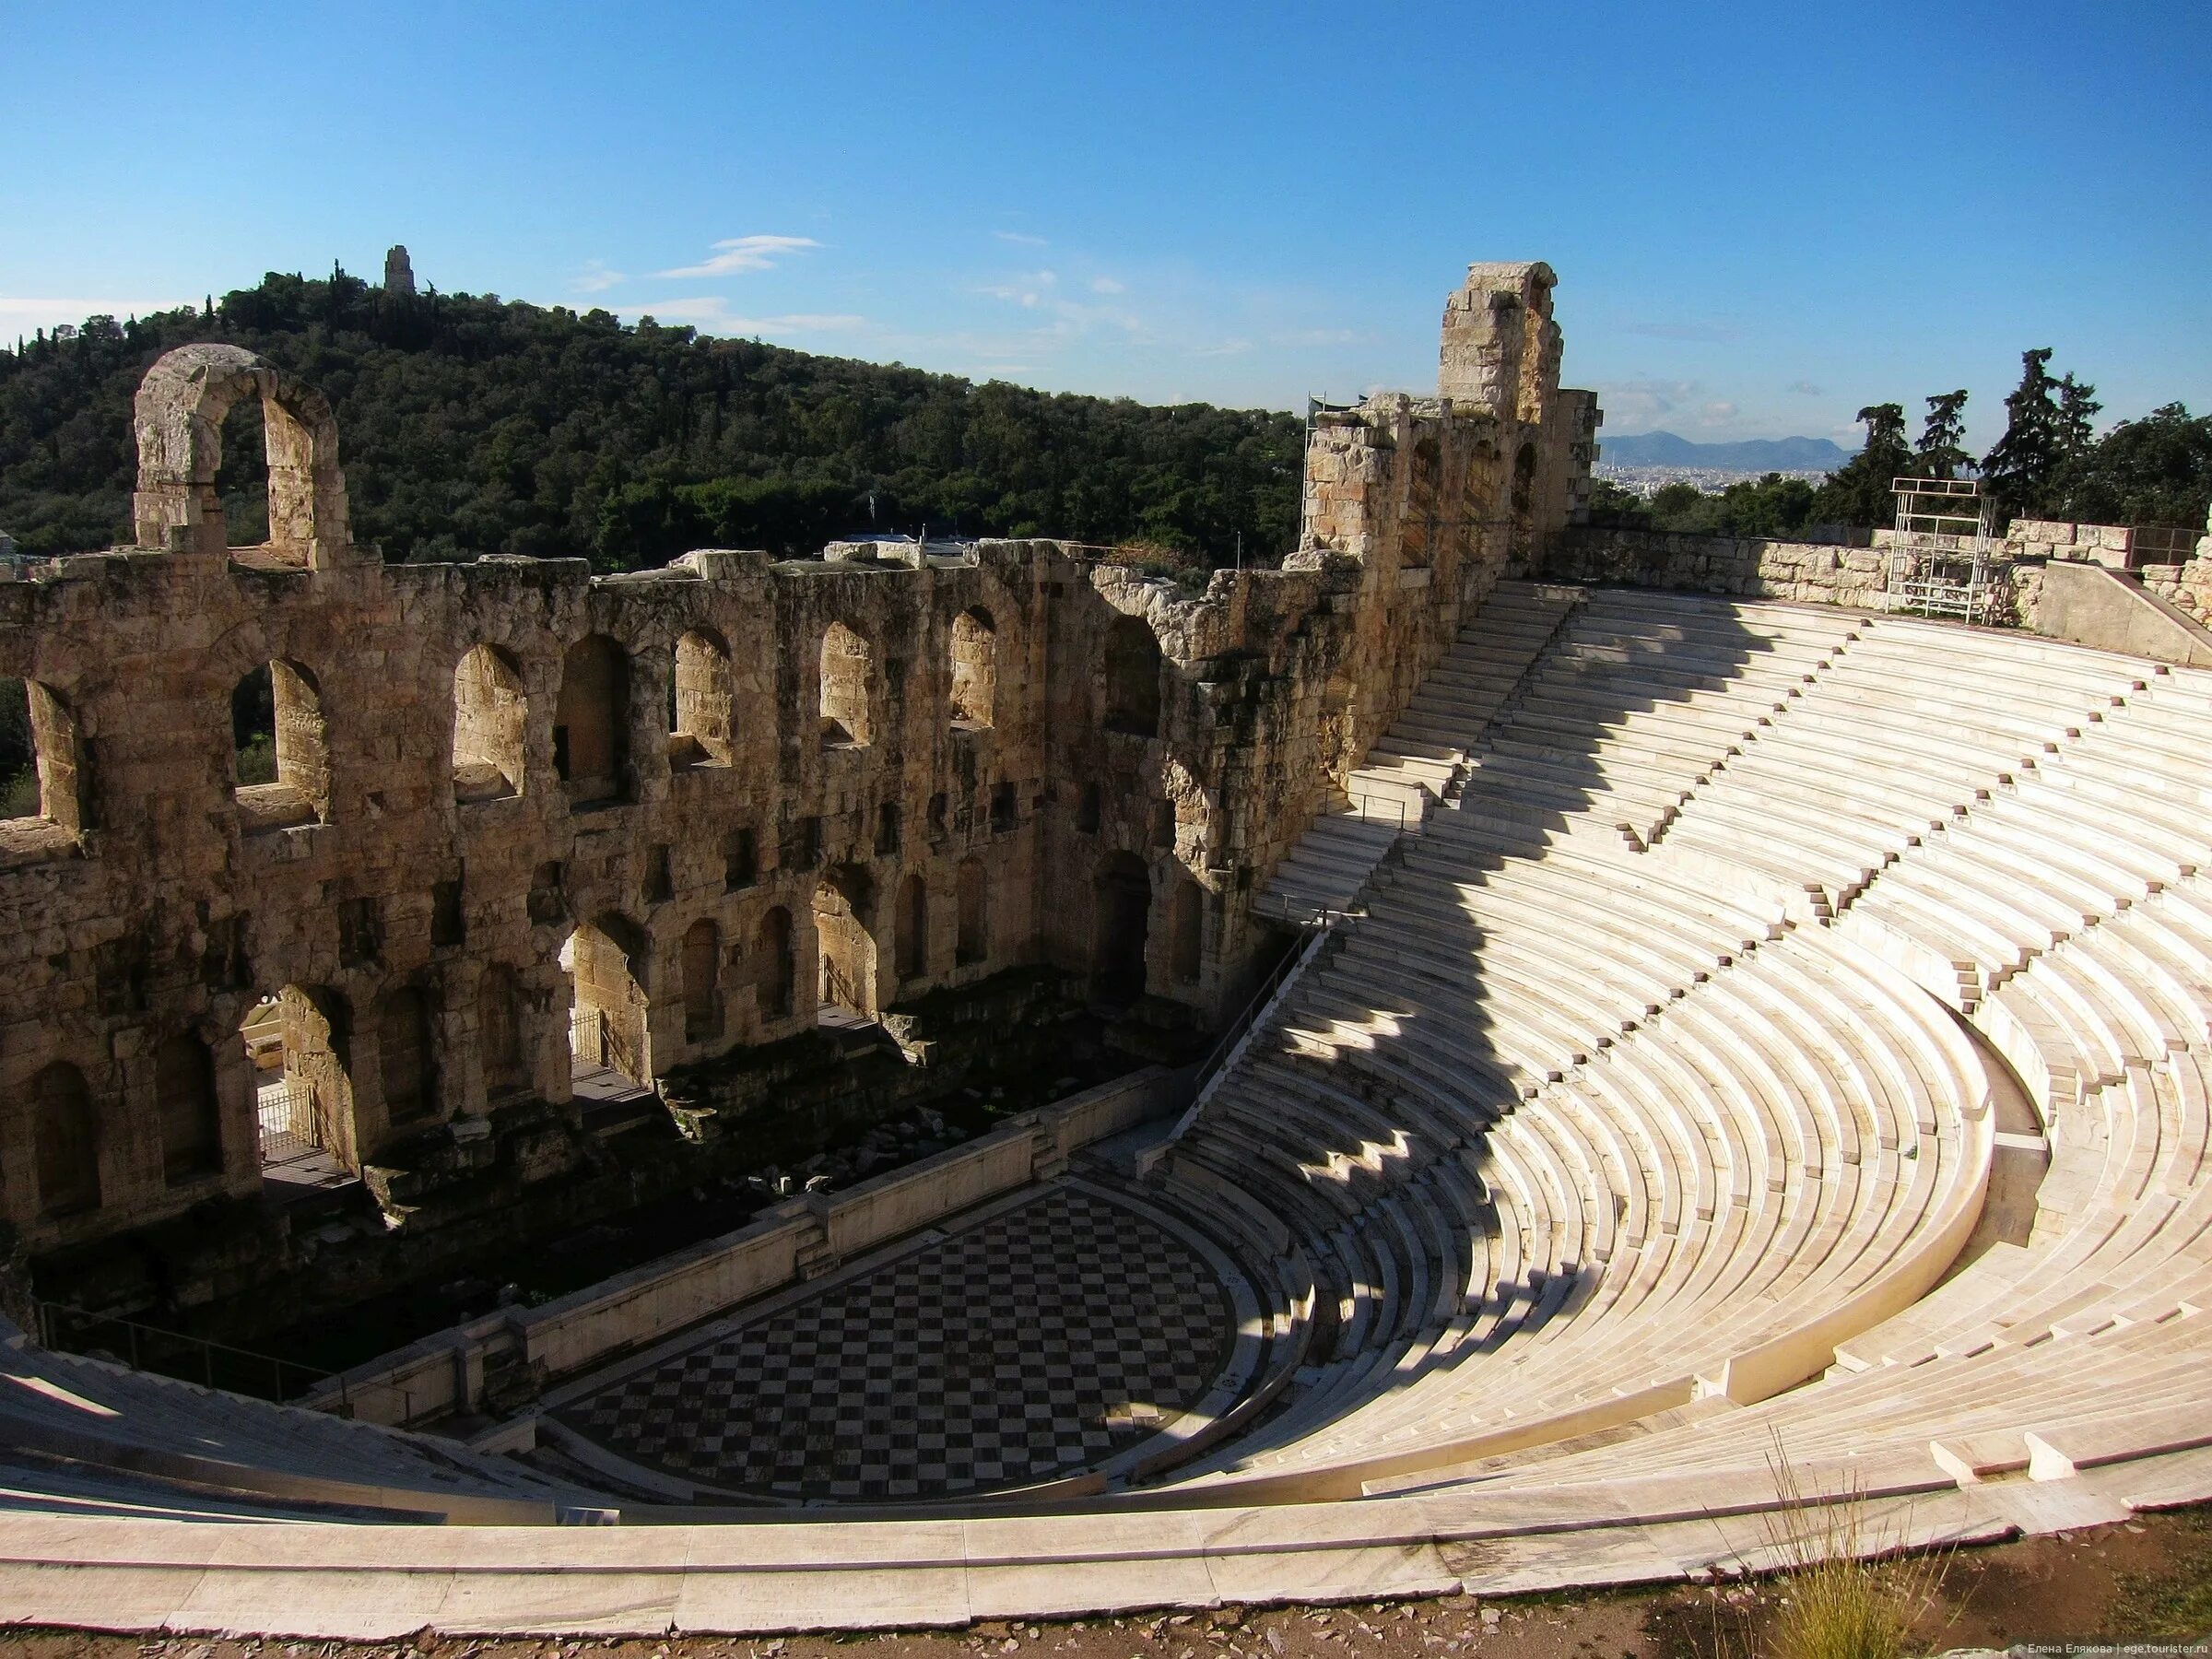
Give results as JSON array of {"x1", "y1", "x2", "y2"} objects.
[{"x1": 548, "y1": 1179, "x2": 1255, "y2": 1502}]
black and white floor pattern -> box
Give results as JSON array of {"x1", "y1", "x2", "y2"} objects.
[{"x1": 558, "y1": 1183, "x2": 1237, "y2": 1500}]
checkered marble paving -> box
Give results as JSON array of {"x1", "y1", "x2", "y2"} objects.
[{"x1": 558, "y1": 1182, "x2": 1238, "y2": 1500}]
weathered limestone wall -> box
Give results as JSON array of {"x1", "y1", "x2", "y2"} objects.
[
  {"x1": 1540, "y1": 524, "x2": 2044, "y2": 628},
  {"x1": 0, "y1": 259, "x2": 1596, "y2": 1259}
]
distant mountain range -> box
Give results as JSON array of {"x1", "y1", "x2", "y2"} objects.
[{"x1": 1603, "y1": 431, "x2": 1852, "y2": 470}]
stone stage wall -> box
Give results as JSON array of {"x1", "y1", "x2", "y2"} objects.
[{"x1": 0, "y1": 263, "x2": 1595, "y2": 1261}]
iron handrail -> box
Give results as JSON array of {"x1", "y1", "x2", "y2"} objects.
[{"x1": 32, "y1": 1299, "x2": 345, "y2": 1411}]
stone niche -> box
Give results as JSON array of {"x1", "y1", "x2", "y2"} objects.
[{"x1": 0, "y1": 258, "x2": 1596, "y2": 1261}]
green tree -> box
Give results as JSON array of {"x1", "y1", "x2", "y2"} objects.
[
  {"x1": 1915, "y1": 390, "x2": 1971, "y2": 479},
  {"x1": 2046, "y1": 404, "x2": 2211, "y2": 530},
  {"x1": 1810, "y1": 403, "x2": 1911, "y2": 527},
  {"x1": 2056, "y1": 373, "x2": 2102, "y2": 463},
  {"x1": 1981, "y1": 348, "x2": 2064, "y2": 521}
]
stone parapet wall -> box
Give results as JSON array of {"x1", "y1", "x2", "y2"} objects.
[{"x1": 1543, "y1": 525, "x2": 2046, "y2": 629}]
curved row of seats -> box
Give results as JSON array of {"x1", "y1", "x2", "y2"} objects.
[{"x1": 1152, "y1": 584, "x2": 2212, "y2": 1507}]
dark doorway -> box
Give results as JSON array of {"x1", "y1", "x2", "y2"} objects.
[{"x1": 1091, "y1": 852, "x2": 1151, "y2": 1006}]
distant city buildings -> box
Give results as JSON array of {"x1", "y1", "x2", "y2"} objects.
[{"x1": 1595, "y1": 463, "x2": 1837, "y2": 498}]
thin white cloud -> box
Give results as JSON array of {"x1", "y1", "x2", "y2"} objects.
[
  {"x1": 571, "y1": 260, "x2": 627, "y2": 294},
  {"x1": 1090, "y1": 276, "x2": 1126, "y2": 295},
  {"x1": 1593, "y1": 377, "x2": 1703, "y2": 428},
  {"x1": 1786, "y1": 379, "x2": 1826, "y2": 396},
  {"x1": 1192, "y1": 340, "x2": 1253, "y2": 358},
  {"x1": 994, "y1": 230, "x2": 1049, "y2": 246},
  {"x1": 977, "y1": 271, "x2": 1059, "y2": 309},
  {"x1": 1697, "y1": 400, "x2": 1739, "y2": 426},
  {"x1": 0, "y1": 297, "x2": 185, "y2": 335},
  {"x1": 655, "y1": 235, "x2": 821, "y2": 279},
  {"x1": 642, "y1": 297, "x2": 866, "y2": 335}
]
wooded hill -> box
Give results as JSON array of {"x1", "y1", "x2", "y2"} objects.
[{"x1": 0, "y1": 268, "x2": 1305, "y2": 571}]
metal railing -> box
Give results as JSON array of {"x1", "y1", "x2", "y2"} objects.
[
  {"x1": 1184, "y1": 910, "x2": 1342, "y2": 1116},
  {"x1": 255, "y1": 1076, "x2": 317, "y2": 1145},
  {"x1": 32, "y1": 1300, "x2": 342, "y2": 1409}
]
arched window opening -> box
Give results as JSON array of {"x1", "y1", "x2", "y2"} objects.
[
  {"x1": 32, "y1": 1062, "x2": 99, "y2": 1218},
  {"x1": 1102, "y1": 615, "x2": 1162, "y2": 737},
  {"x1": 949, "y1": 606, "x2": 997, "y2": 728},
  {"x1": 813, "y1": 865, "x2": 877, "y2": 1019},
  {"x1": 1510, "y1": 441, "x2": 1538, "y2": 558},
  {"x1": 1402, "y1": 437, "x2": 1441, "y2": 568},
  {"x1": 241, "y1": 985, "x2": 356, "y2": 1176},
  {"x1": 230, "y1": 660, "x2": 329, "y2": 830},
  {"x1": 756, "y1": 906, "x2": 795, "y2": 1021},
  {"x1": 1091, "y1": 852, "x2": 1151, "y2": 1006},
  {"x1": 896, "y1": 872, "x2": 928, "y2": 983},
  {"x1": 378, "y1": 986, "x2": 437, "y2": 1127},
  {"x1": 682, "y1": 918, "x2": 724, "y2": 1041},
  {"x1": 214, "y1": 392, "x2": 271, "y2": 547},
  {"x1": 554, "y1": 634, "x2": 631, "y2": 805},
  {"x1": 453, "y1": 643, "x2": 525, "y2": 802},
  {"x1": 670, "y1": 628, "x2": 735, "y2": 769},
  {"x1": 819, "y1": 621, "x2": 872, "y2": 747},
  {"x1": 1170, "y1": 877, "x2": 1205, "y2": 983},
  {"x1": 956, "y1": 856, "x2": 988, "y2": 967},
  {"x1": 156, "y1": 1032, "x2": 222, "y2": 1186},
  {"x1": 1075, "y1": 782, "x2": 1102, "y2": 835},
  {"x1": 0, "y1": 677, "x2": 87, "y2": 844},
  {"x1": 568, "y1": 913, "x2": 650, "y2": 1086},
  {"x1": 480, "y1": 965, "x2": 530, "y2": 1100}
]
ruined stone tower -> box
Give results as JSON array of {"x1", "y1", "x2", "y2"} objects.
[{"x1": 383, "y1": 245, "x2": 417, "y2": 297}]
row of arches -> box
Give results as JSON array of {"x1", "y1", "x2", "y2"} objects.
[
  {"x1": 1, "y1": 606, "x2": 1171, "y2": 853},
  {"x1": 27, "y1": 1035, "x2": 223, "y2": 1221}
]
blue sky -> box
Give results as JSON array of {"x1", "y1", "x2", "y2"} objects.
[{"x1": 4, "y1": 1, "x2": 2206, "y2": 448}]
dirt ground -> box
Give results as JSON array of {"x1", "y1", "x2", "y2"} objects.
[{"x1": 1, "y1": 1504, "x2": 2206, "y2": 1659}]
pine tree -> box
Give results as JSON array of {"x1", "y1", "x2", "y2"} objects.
[
  {"x1": 1915, "y1": 390, "x2": 1971, "y2": 479},
  {"x1": 1811, "y1": 403, "x2": 1912, "y2": 527},
  {"x1": 1982, "y1": 348, "x2": 2063, "y2": 521},
  {"x1": 2056, "y1": 373, "x2": 2102, "y2": 462}
]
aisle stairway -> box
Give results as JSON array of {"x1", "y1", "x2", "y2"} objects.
[{"x1": 1256, "y1": 582, "x2": 1582, "y2": 924}]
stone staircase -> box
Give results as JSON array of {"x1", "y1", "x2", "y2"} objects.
[{"x1": 1255, "y1": 582, "x2": 1583, "y2": 924}]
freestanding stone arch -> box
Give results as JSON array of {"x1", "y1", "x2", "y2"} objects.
[{"x1": 131, "y1": 343, "x2": 350, "y2": 566}]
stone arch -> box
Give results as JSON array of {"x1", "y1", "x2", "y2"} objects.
[
  {"x1": 241, "y1": 982, "x2": 357, "y2": 1171},
  {"x1": 682, "y1": 917, "x2": 723, "y2": 1041},
  {"x1": 132, "y1": 343, "x2": 349, "y2": 565},
  {"x1": 896, "y1": 871, "x2": 929, "y2": 984},
  {"x1": 32, "y1": 1061, "x2": 100, "y2": 1218},
  {"x1": 813, "y1": 864, "x2": 877, "y2": 1017},
  {"x1": 949, "y1": 606, "x2": 997, "y2": 728},
  {"x1": 478, "y1": 965, "x2": 529, "y2": 1100},
  {"x1": 1102, "y1": 615, "x2": 1162, "y2": 737},
  {"x1": 155, "y1": 1030, "x2": 223, "y2": 1186},
  {"x1": 956, "y1": 855, "x2": 988, "y2": 967},
  {"x1": 755, "y1": 906, "x2": 795, "y2": 1021},
  {"x1": 569, "y1": 912, "x2": 650, "y2": 1084},
  {"x1": 1510, "y1": 440, "x2": 1538, "y2": 559},
  {"x1": 376, "y1": 984, "x2": 438, "y2": 1128},
  {"x1": 0, "y1": 678, "x2": 88, "y2": 842},
  {"x1": 554, "y1": 634, "x2": 630, "y2": 804},
  {"x1": 670, "y1": 627, "x2": 735, "y2": 769},
  {"x1": 453, "y1": 643, "x2": 526, "y2": 802},
  {"x1": 1402, "y1": 436, "x2": 1441, "y2": 567},
  {"x1": 1170, "y1": 877, "x2": 1205, "y2": 984},
  {"x1": 1091, "y1": 852, "x2": 1151, "y2": 1006},
  {"x1": 229, "y1": 659, "x2": 330, "y2": 830},
  {"x1": 820, "y1": 621, "x2": 873, "y2": 747}
]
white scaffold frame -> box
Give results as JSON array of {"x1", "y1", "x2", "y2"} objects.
[{"x1": 1883, "y1": 476, "x2": 1995, "y2": 622}]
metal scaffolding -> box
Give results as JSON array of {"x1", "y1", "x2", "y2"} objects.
[{"x1": 1883, "y1": 477, "x2": 1994, "y2": 622}]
